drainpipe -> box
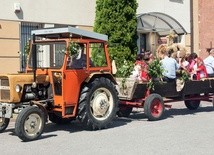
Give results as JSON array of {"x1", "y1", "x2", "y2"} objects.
[{"x1": 190, "y1": 0, "x2": 194, "y2": 53}]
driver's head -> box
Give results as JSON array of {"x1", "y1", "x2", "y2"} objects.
[{"x1": 79, "y1": 44, "x2": 85, "y2": 51}]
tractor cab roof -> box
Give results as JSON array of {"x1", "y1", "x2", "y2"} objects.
[{"x1": 31, "y1": 26, "x2": 108, "y2": 41}]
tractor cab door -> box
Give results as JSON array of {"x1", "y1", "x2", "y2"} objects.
[
  {"x1": 62, "y1": 42, "x2": 110, "y2": 118},
  {"x1": 63, "y1": 43, "x2": 89, "y2": 117}
]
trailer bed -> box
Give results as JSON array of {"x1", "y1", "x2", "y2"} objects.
[
  {"x1": 116, "y1": 78, "x2": 214, "y2": 100},
  {"x1": 116, "y1": 77, "x2": 214, "y2": 121}
]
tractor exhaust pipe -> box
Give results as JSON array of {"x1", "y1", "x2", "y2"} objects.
[{"x1": 32, "y1": 34, "x2": 37, "y2": 82}]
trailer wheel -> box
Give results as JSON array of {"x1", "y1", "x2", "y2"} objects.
[
  {"x1": 184, "y1": 100, "x2": 200, "y2": 110},
  {"x1": 15, "y1": 106, "x2": 45, "y2": 141},
  {"x1": 117, "y1": 106, "x2": 133, "y2": 117},
  {"x1": 78, "y1": 77, "x2": 119, "y2": 130},
  {"x1": 48, "y1": 113, "x2": 73, "y2": 124},
  {"x1": 0, "y1": 117, "x2": 10, "y2": 133},
  {"x1": 144, "y1": 94, "x2": 164, "y2": 121}
]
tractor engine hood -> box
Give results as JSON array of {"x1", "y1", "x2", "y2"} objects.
[{"x1": 0, "y1": 73, "x2": 50, "y2": 103}]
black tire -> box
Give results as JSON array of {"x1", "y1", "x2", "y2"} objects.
[
  {"x1": 48, "y1": 113, "x2": 73, "y2": 124},
  {"x1": 77, "y1": 77, "x2": 119, "y2": 130},
  {"x1": 15, "y1": 106, "x2": 45, "y2": 142},
  {"x1": 184, "y1": 100, "x2": 200, "y2": 110},
  {"x1": 144, "y1": 93, "x2": 165, "y2": 121},
  {"x1": 0, "y1": 118, "x2": 10, "y2": 133},
  {"x1": 117, "y1": 106, "x2": 133, "y2": 117}
]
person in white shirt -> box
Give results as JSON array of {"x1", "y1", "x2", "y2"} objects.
[
  {"x1": 160, "y1": 49, "x2": 180, "y2": 82},
  {"x1": 204, "y1": 49, "x2": 214, "y2": 77}
]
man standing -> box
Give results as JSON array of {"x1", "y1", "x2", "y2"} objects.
[{"x1": 204, "y1": 49, "x2": 214, "y2": 77}]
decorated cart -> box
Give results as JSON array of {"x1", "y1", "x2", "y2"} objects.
[{"x1": 116, "y1": 77, "x2": 214, "y2": 121}]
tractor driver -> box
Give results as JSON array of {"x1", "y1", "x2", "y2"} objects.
[{"x1": 67, "y1": 43, "x2": 86, "y2": 69}]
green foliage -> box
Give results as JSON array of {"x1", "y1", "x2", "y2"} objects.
[
  {"x1": 94, "y1": 0, "x2": 138, "y2": 77},
  {"x1": 23, "y1": 41, "x2": 30, "y2": 69},
  {"x1": 91, "y1": 48, "x2": 106, "y2": 66},
  {"x1": 67, "y1": 41, "x2": 80, "y2": 56},
  {"x1": 24, "y1": 42, "x2": 30, "y2": 56},
  {"x1": 181, "y1": 71, "x2": 190, "y2": 81},
  {"x1": 148, "y1": 58, "x2": 164, "y2": 79},
  {"x1": 109, "y1": 45, "x2": 135, "y2": 77},
  {"x1": 117, "y1": 58, "x2": 134, "y2": 78},
  {"x1": 147, "y1": 58, "x2": 164, "y2": 90},
  {"x1": 177, "y1": 69, "x2": 190, "y2": 81}
]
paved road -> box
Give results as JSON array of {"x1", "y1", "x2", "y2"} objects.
[{"x1": 1, "y1": 101, "x2": 214, "y2": 155}]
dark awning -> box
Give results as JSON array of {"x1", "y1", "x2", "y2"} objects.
[{"x1": 137, "y1": 12, "x2": 187, "y2": 36}]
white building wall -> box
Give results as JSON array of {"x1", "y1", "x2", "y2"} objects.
[
  {"x1": 137, "y1": 0, "x2": 190, "y2": 33},
  {"x1": 0, "y1": 0, "x2": 191, "y2": 73},
  {"x1": 0, "y1": 0, "x2": 190, "y2": 32},
  {"x1": 0, "y1": 0, "x2": 96, "y2": 26}
]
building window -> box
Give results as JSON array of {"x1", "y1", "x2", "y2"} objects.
[{"x1": 138, "y1": 33, "x2": 147, "y2": 53}]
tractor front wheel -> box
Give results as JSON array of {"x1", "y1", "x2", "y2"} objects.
[
  {"x1": 15, "y1": 106, "x2": 45, "y2": 141},
  {"x1": 0, "y1": 117, "x2": 10, "y2": 133}
]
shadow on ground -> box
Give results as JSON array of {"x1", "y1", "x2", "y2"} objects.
[
  {"x1": 4, "y1": 105, "x2": 214, "y2": 141},
  {"x1": 163, "y1": 105, "x2": 214, "y2": 119},
  {"x1": 126, "y1": 105, "x2": 214, "y2": 121},
  {"x1": 6, "y1": 116, "x2": 132, "y2": 141}
]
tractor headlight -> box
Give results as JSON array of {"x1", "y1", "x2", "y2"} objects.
[
  {"x1": 32, "y1": 82, "x2": 37, "y2": 88},
  {"x1": 15, "y1": 84, "x2": 22, "y2": 93}
]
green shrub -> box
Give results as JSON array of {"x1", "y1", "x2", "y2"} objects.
[{"x1": 94, "y1": 0, "x2": 138, "y2": 77}]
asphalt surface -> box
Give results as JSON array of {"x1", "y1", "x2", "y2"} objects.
[{"x1": 1, "y1": 101, "x2": 214, "y2": 155}]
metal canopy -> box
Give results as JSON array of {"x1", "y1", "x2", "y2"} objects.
[
  {"x1": 31, "y1": 26, "x2": 108, "y2": 41},
  {"x1": 137, "y1": 12, "x2": 187, "y2": 36}
]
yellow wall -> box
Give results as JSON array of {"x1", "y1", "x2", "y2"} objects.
[
  {"x1": 185, "y1": 34, "x2": 191, "y2": 54},
  {"x1": 0, "y1": 20, "x2": 20, "y2": 73},
  {"x1": 78, "y1": 25, "x2": 93, "y2": 32}
]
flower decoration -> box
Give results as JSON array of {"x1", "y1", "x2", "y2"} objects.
[{"x1": 67, "y1": 41, "x2": 81, "y2": 56}]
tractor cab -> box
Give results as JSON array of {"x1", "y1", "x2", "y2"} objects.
[{"x1": 26, "y1": 27, "x2": 113, "y2": 118}]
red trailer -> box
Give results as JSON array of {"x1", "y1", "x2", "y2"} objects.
[{"x1": 116, "y1": 78, "x2": 214, "y2": 120}]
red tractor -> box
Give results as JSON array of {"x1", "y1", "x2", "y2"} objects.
[{"x1": 0, "y1": 27, "x2": 119, "y2": 141}]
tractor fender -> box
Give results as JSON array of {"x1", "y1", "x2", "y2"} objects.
[
  {"x1": 85, "y1": 72, "x2": 117, "y2": 84},
  {"x1": 30, "y1": 100, "x2": 48, "y2": 122}
]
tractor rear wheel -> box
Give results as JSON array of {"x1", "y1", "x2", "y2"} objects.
[
  {"x1": 184, "y1": 100, "x2": 200, "y2": 110},
  {"x1": 0, "y1": 117, "x2": 10, "y2": 133},
  {"x1": 15, "y1": 106, "x2": 45, "y2": 141},
  {"x1": 144, "y1": 93, "x2": 164, "y2": 121},
  {"x1": 78, "y1": 77, "x2": 119, "y2": 130}
]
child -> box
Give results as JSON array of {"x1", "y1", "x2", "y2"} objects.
[
  {"x1": 130, "y1": 54, "x2": 149, "y2": 81},
  {"x1": 190, "y1": 53, "x2": 208, "y2": 80}
]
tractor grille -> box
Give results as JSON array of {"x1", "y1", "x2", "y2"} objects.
[{"x1": 0, "y1": 78, "x2": 10, "y2": 100}]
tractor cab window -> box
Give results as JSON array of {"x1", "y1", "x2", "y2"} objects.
[
  {"x1": 66, "y1": 42, "x2": 107, "y2": 69},
  {"x1": 29, "y1": 42, "x2": 66, "y2": 68},
  {"x1": 66, "y1": 43, "x2": 87, "y2": 69},
  {"x1": 89, "y1": 43, "x2": 107, "y2": 67}
]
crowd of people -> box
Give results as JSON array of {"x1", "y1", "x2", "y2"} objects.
[{"x1": 130, "y1": 48, "x2": 214, "y2": 82}]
